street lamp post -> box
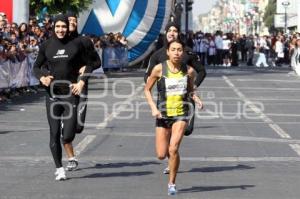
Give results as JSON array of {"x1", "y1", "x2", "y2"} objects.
[
  {"x1": 257, "y1": 11, "x2": 262, "y2": 35},
  {"x1": 174, "y1": 2, "x2": 183, "y2": 27},
  {"x1": 185, "y1": 0, "x2": 188, "y2": 34},
  {"x1": 282, "y1": 1, "x2": 290, "y2": 34},
  {"x1": 246, "y1": 13, "x2": 254, "y2": 35},
  {"x1": 185, "y1": 0, "x2": 193, "y2": 34}
]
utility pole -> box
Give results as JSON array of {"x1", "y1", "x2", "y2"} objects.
[
  {"x1": 174, "y1": 2, "x2": 183, "y2": 27},
  {"x1": 185, "y1": 0, "x2": 188, "y2": 35},
  {"x1": 184, "y1": 0, "x2": 193, "y2": 35},
  {"x1": 282, "y1": 1, "x2": 290, "y2": 34}
]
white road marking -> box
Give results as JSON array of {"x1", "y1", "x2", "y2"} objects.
[
  {"x1": 189, "y1": 134, "x2": 300, "y2": 144},
  {"x1": 289, "y1": 144, "x2": 300, "y2": 156},
  {"x1": 200, "y1": 121, "x2": 300, "y2": 124},
  {"x1": 1, "y1": 156, "x2": 300, "y2": 163},
  {"x1": 197, "y1": 112, "x2": 300, "y2": 118},
  {"x1": 223, "y1": 76, "x2": 300, "y2": 157},
  {"x1": 228, "y1": 78, "x2": 300, "y2": 83},
  {"x1": 81, "y1": 156, "x2": 300, "y2": 162},
  {"x1": 200, "y1": 87, "x2": 300, "y2": 91},
  {"x1": 74, "y1": 135, "x2": 97, "y2": 156},
  {"x1": 223, "y1": 76, "x2": 291, "y2": 139},
  {"x1": 214, "y1": 97, "x2": 300, "y2": 102},
  {"x1": 91, "y1": 132, "x2": 300, "y2": 144},
  {"x1": 96, "y1": 84, "x2": 144, "y2": 129},
  {"x1": 178, "y1": 157, "x2": 300, "y2": 162}
]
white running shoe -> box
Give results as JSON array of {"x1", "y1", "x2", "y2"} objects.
[
  {"x1": 55, "y1": 167, "x2": 67, "y2": 181},
  {"x1": 163, "y1": 167, "x2": 170, "y2": 174},
  {"x1": 168, "y1": 184, "x2": 177, "y2": 195},
  {"x1": 66, "y1": 158, "x2": 78, "y2": 171}
]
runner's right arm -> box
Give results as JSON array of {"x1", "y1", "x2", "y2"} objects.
[
  {"x1": 33, "y1": 42, "x2": 48, "y2": 80},
  {"x1": 144, "y1": 64, "x2": 162, "y2": 118}
]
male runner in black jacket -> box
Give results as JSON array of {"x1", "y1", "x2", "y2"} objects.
[
  {"x1": 62, "y1": 12, "x2": 101, "y2": 171},
  {"x1": 34, "y1": 14, "x2": 99, "y2": 180}
]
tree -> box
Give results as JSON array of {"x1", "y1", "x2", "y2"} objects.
[
  {"x1": 30, "y1": 0, "x2": 93, "y2": 16},
  {"x1": 263, "y1": 0, "x2": 276, "y2": 30}
]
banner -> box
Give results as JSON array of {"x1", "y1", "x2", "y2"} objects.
[
  {"x1": 0, "y1": 62, "x2": 10, "y2": 89},
  {"x1": 78, "y1": 0, "x2": 173, "y2": 65},
  {"x1": 0, "y1": 58, "x2": 39, "y2": 89},
  {"x1": 0, "y1": 0, "x2": 29, "y2": 24},
  {"x1": 27, "y1": 56, "x2": 40, "y2": 86}
]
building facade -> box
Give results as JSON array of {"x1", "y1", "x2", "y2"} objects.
[{"x1": 199, "y1": 0, "x2": 269, "y2": 35}]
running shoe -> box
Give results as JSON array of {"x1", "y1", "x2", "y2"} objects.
[
  {"x1": 66, "y1": 159, "x2": 78, "y2": 171},
  {"x1": 163, "y1": 167, "x2": 170, "y2": 174},
  {"x1": 184, "y1": 130, "x2": 193, "y2": 136},
  {"x1": 168, "y1": 184, "x2": 177, "y2": 196},
  {"x1": 55, "y1": 167, "x2": 67, "y2": 181}
]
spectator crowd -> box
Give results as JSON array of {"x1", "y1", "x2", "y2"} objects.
[
  {"x1": 2, "y1": 10, "x2": 300, "y2": 103},
  {"x1": 179, "y1": 30, "x2": 300, "y2": 69},
  {"x1": 0, "y1": 12, "x2": 128, "y2": 102}
]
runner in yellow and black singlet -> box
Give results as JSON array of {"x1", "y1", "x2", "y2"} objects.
[
  {"x1": 156, "y1": 60, "x2": 190, "y2": 128},
  {"x1": 144, "y1": 39, "x2": 203, "y2": 195}
]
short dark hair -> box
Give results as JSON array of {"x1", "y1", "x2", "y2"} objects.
[
  {"x1": 167, "y1": 38, "x2": 185, "y2": 50},
  {"x1": 165, "y1": 22, "x2": 180, "y2": 32}
]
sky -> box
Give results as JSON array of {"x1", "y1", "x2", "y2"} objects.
[
  {"x1": 192, "y1": 0, "x2": 218, "y2": 29},
  {"x1": 193, "y1": 0, "x2": 218, "y2": 16}
]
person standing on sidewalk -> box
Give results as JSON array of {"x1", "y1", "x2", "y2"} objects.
[
  {"x1": 255, "y1": 36, "x2": 269, "y2": 68},
  {"x1": 245, "y1": 35, "x2": 255, "y2": 66},
  {"x1": 293, "y1": 37, "x2": 300, "y2": 75}
]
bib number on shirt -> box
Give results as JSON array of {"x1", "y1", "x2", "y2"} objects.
[{"x1": 165, "y1": 76, "x2": 187, "y2": 96}]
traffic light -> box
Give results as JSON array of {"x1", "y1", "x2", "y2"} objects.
[{"x1": 187, "y1": 0, "x2": 193, "y2": 11}]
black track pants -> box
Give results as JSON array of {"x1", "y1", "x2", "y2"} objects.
[
  {"x1": 46, "y1": 95, "x2": 79, "y2": 168},
  {"x1": 184, "y1": 98, "x2": 195, "y2": 136},
  {"x1": 76, "y1": 84, "x2": 88, "y2": 134}
]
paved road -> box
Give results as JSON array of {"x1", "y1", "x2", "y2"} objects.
[{"x1": 1, "y1": 66, "x2": 300, "y2": 199}]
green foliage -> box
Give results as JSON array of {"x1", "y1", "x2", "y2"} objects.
[
  {"x1": 30, "y1": 0, "x2": 93, "y2": 15},
  {"x1": 263, "y1": 0, "x2": 276, "y2": 29}
]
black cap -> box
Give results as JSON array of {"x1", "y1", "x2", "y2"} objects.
[
  {"x1": 53, "y1": 14, "x2": 69, "y2": 27},
  {"x1": 165, "y1": 21, "x2": 180, "y2": 32}
]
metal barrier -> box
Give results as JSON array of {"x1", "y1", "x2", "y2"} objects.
[{"x1": 0, "y1": 56, "x2": 39, "y2": 89}]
